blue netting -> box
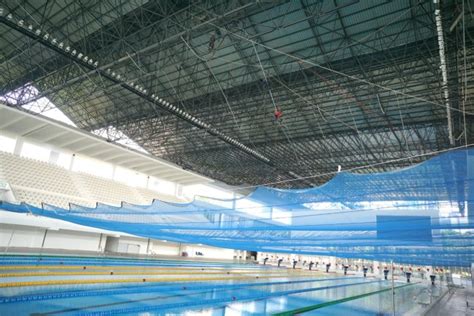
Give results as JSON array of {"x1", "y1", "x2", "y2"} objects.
[{"x1": 2, "y1": 148, "x2": 474, "y2": 267}]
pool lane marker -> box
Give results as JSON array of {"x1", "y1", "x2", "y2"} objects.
[
  {"x1": 0, "y1": 265, "x2": 271, "y2": 271},
  {"x1": 0, "y1": 272, "x2": 331, "y2": 288},
  {"x1": 0, "y1": 270, "x2": 314, "y2": 278},
  {"x1": 273, "y1": 282, "x2": 418, "y2": 316}
]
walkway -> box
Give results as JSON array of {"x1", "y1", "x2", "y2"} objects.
[{"x1": 428, "y1": 288, "x2": 474, "y2": 316}]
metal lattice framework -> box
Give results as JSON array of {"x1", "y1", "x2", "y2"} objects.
[{"x1": 0, "y1": 0, "x2": 473, "y2": 188}]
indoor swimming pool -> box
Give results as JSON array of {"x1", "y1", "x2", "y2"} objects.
[{"x1": 0, "y1": 255, "x2": 445, "y2": 315}]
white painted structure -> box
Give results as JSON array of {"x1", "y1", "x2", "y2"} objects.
[{"x1": 0, "y1": 105, "x2": 243, "y2": 260}]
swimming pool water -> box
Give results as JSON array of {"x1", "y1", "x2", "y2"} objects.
[{"x1": 0, "y1": 255, "x2": 444, "y2": 315}]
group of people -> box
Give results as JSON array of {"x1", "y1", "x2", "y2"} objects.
[
  {"x1": 263, "y1": 257, "x2": 331, "y2": 272},
  {"x1": 263, "y1": 258, "x2": 438, "y2": 284}
]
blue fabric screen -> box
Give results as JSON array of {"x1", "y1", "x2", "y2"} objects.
[{"x1": 1, "y1": 148, "x2": 474, "y2": 267}]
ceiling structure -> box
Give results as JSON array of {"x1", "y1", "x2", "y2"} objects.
[{"x1": 0, "y1": 0, "x2": 473, "y2": 189}]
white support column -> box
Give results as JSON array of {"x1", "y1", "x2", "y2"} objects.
[
  {"x1": 69, "y1": 154, "x2": 76, "y2": 171},
  {"x1": 146, "y1": 238, "x2": 151, "y2": 254},
  {"x1": 13, "y1": 137, "x2": 23, "y2": 156},
  {"x1": 175, "y1": 183, "x2": 182, "y2": 198},
  {"x1": 48, "y1": 150, "x2": 60, "y2": 164},
  {"x1": 111, "y1": 164, "x2": 117, "y2": 180}
]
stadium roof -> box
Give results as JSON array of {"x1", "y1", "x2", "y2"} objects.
[
  {"x1": 0, "y1": 103, "x2": 212, "y2": 185},
  {"x1": 0, "y1": 0, "x2": 473, "y2": 188}
]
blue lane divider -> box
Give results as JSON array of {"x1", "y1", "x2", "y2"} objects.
[{"x1": 0, "y1": 277, "x2": 364, "y2": 304}]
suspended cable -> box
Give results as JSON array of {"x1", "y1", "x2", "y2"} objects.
[{"x1": 203, "y1": 14, "x2": 474, "y2": 117}]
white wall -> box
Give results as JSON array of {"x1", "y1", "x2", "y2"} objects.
[
  {"x1": 44, "y1": 230, "x2": 101, "y2": 251},
  {"x1": 181, "y1": 244, "x2": 235, "y2": 260},
  {"x1": 0, "y1": 212, "x2": 240, "y2": 260},
  {"x1": 150, "y1": 240, "x2": 181, "y2": 256},
  {"x1": 114, "y1": 236, "x2": 149, "y2": 255},
  {"x1": 0, "y1": 225, "x2": 102, "y2": 252},
  {"x1": 0, "y1": 226, "x2": 45, "y2": 248}
]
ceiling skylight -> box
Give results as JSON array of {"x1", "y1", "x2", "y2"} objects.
[
  {"x1": 0, "y1": 85, "x2": 77, "y2": 127},
  {"x1": 92, "y1": 126, "x2": 148, "y2": 154}
]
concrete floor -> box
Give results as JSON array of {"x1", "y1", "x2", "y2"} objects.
[{"x1": 428, "y1": 288, "x2": 474, "y2": 316}]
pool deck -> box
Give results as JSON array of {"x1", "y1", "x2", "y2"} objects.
[{"x1": 427, "y1": 288, "x2": 474, "y2": 316}]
